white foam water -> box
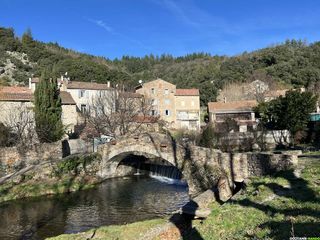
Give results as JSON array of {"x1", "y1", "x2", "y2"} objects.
[{"x1": 150, "y1": 175, "x2": 188, "y2": 186}]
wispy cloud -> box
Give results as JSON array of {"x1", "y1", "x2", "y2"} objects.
[
  {"x1": 152, "y1": 0, "x2": 320, "y2": 37},
  {"x1": 87, "y1": 18, "x2": 113, "y2": 33},
  {"x1": 159, "y1": 0, "x2": 199, "y2": 27},
  {"x1": 85, "y1": 17, "x2": 154, "y2": 52},
  {"x1": 152, "y1": 0, "x2": 231, "y2": 33}
]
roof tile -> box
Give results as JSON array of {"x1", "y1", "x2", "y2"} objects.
[
  {"x1": 60, "y1": 91, "x2": 76, "y2": 105},
  {"x1": 175, "y1": 89, "x2": 199, "y2": 96},
  {"x1": 66, "y1": 81, "x2": 112, "y2": 90},
  {"x1": 0, "y1": 87, "x2": 32, "y2": 101},
  {"x1": 0, "y1": 87, "x2": 76, "y2": 105},
  {"x1": 208, "y1": 100, "x2": 257, "y2": 112}
]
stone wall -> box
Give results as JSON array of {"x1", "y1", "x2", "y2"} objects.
[
  {"x1": 98, "y1": 132, "x2": 300, "y2": 196},
  {"x1": 62, "y1": 139, "x2": 92, "y2": 157},
  {"x1": 188, "y1": 145, "x2": 299, "y2": 185},
  {"x1": 0, "y1": 141, "x2": 62, "y2": 177},
  {"x1": 217, "y1": 130, "x2": 291, "y2": 151},
  {"x1": 61, "y1": 105, "x2": 78, "y2": 132}
]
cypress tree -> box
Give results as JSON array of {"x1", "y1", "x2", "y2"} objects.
[
  {"x1": 34, "y1": 69, "x2": 64, "y2": 142},
  {"x1": 199, "y1": 124, "x2": 215, "y2": 148}
]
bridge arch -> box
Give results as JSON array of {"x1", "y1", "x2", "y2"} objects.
[{"x1": 97, "y1": 132, "x2": 223, "y2": 195}]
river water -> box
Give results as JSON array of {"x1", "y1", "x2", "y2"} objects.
[{"x1": 0, "y1": 176, "x2": 189, "y2": 240}]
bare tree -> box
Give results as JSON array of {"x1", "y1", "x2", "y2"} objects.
[
  {"x1": 4, "y1": 102, "x2": 38, "y2": 150},
  {"x1": 85, "y1": 89, "x2": 154, "y2": 138},
  {"x1": 247, "y1": 79, "x2": 269, "y2": 103},
  {"x1": 217, "y1": 71, "x2": 279, "y2": 103}
]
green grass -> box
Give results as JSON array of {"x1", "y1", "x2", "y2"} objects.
[
  {"x1": 47, "y1": 219, "x2": 166, "y2": 240},
  {"x1": 188, "y1": 156, "x2": 320, "y2": 240},
  {"x1": 0, "y1": 176, "x2": 99, "y2": 204}
]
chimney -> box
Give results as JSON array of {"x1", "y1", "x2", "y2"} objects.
[
  {"x1": 224, "y1": 97, "x2": 227, "y2": 103},
  {"x1": 107, "y1": 81, "x2": 110, "y2": 88},
  {"x1": 28, "y1": 78, "x2": 32, "y2": 89}
]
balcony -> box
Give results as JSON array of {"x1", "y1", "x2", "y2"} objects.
[{"x1": 176, "y1": 111, "x2": 199, "y2": 121}]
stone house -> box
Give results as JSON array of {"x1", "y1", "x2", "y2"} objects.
[
  {"x1": 0, "y1": 85, "x2": 78, "y2": 132},
  {"x1": 31, "y1": 77, "x2": 114, "y2": 116},
  {"x1": 175, "y1": 89, "x2": 201, "y2": 130},
  {"x1": 208, "y1": 100, "x2": 257, "y2": 132},
  {"x1": 0, "y1": 86, "x2": 33, "y2": 124},
  {"x1": 136, "y1": 79, "x2": 200, "y2": 130}
]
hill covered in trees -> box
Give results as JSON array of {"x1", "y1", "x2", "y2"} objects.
[{"x1": 1, "y1": 26, "x2": 320, "y2": 105}]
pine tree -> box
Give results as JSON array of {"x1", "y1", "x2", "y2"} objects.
[{"x1": 34, "y1": 68, "x2": 64, "y2": 142}]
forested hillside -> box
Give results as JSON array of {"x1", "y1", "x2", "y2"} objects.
[{"x1": 1, "y1": 26, "x2": 320, "y2": 105}]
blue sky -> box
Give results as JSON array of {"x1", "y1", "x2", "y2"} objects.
[{"x1": 1, "y1": 0, "x2": 320, "y2": 59}]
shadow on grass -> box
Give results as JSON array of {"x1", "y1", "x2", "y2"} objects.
[
  {"x1": 169, "y1": 200, "x2": 204, "y2": 240},
  {"x1": 232, "y1": 167, "x2": 320, "y2": 239}
]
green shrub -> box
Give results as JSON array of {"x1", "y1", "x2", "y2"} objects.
[
  {"x1": 55, "y1": 154, "x2": 100, "y2": 176},
  {"x1": 199, "y1": 124, "x2": 215, "y2": 148}
]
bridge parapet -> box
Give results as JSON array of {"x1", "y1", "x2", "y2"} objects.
[{"x1": 97, "y1": 132, "x2": 299, "y2": 196}]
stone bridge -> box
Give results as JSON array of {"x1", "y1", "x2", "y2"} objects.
[{"x1": 97, "y1": 132, "x2": 299, "y2": 196}]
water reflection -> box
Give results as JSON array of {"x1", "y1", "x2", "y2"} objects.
[{"x1": 0, "y1": 176, "x2": 189, "y2": 240}]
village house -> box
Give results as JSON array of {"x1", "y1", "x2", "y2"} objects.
[
  {"x1": 31, "y1": 77, "x2": 114, "y2": 115},
  {"x1": 135, "y1": 79, "x2": 200, "y2": 130},
  {"x1": 208, "y1": 100, "x2": 257, "y2": 132},
  {"x1": 0, "y1": 85, "x2": 78, "y2": 132},
  {"x1": 0, "y1": 86, "x2": 33, "y2": 124}
]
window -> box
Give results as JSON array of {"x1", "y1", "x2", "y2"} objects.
[
  {"x1": 164, "y1": 89, "x2": 169, "y2": 95},
  {"x1": 165, "y1": 110, "x2": 170, "y2": 116},
  {"x1": 81, "y1": 104, "x2": 87, "y2": 114},
  {"x1": 151, "y1": 99, "x2": 157, "y2": 105},
  {"x1": 151, "y1": 88, "x2": 155, "y2": 94},
  {"x1": 165, "y1": 99, "x2": 170, "y2": 105},
  {"x1": 151, "y1": 110, "x2": 157, "y2": 116},
  {"x1": 181, "y1": 101, "x2": 185, "y2": 106},
  {"x1": 79, "y1": 90, "x2": 86, "y2": 98}
]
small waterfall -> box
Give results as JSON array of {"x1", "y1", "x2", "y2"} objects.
[
  {"x1": 133, "y1": 162, "x2": 143, "y2": 175},
  {"x1": 148, "y1": 164, "x2": 187, "y2": 186}
]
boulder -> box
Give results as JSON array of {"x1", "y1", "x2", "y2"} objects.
[{"x1": 217, "y1": 175, "x2": 232, "y2": 202}]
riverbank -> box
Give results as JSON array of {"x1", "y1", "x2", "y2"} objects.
[
  {"x1": 48, "y1": 155, "x2": 320, "y2": 240},
  {"x1": 0, "y1": 154, "x2": 102, "y2": 204}
]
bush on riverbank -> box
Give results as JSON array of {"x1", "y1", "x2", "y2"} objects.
[
  {"x1": 0, "y1": 153, "x2": 102, "y2": 204},
  {"x1": 54, "y1": 153, "x2": 101, "y2": 176}
]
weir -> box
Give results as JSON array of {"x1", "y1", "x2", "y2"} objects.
[{"x1": 116, "y1": 154, "x2": 186, "y2": 185}]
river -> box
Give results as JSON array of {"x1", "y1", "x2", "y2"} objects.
[{"x1": 0, "y1": 175, "x2": 189, "y2": 240}]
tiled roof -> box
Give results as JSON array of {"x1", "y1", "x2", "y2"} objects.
[
  {"x1": 31, "y1": 77, "x2": 40, "y2": 83},
  {"x1": 66, "y1": 81, "x2": 112, "y2": 90},
  {"x1": 175, "y1": 89, "x2": 199, "y2": 96},
  {"x1": 32, "y1": 78, "x2": 112, "y2": 90},
  {"x1": 0, "y1": 87, "x2": 32, "y2": 101},
  {"x1": 60, "y1": 91, "x2": 76, "y2": 105},
  {"x1": 0, "y1": 87, "x2": 76, "y2": 105},
  {"x1": 208, "y1": 100, "x2": 257, "y2": 113}
]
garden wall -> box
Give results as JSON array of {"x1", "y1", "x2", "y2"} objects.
[{"x1": 0, "y1": 142, "x2": 62, "y2": 177}]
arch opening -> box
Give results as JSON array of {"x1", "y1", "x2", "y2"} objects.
[{"x1": 113, "y1": 152, "x2": 187, "y2": 186}]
